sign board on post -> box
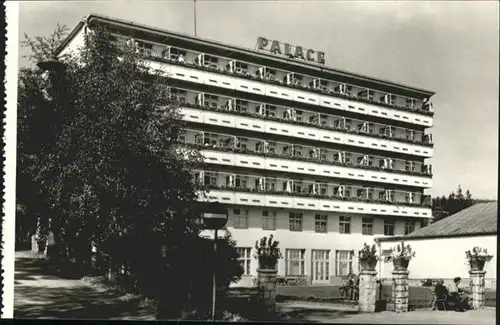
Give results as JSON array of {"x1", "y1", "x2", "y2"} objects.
[
  {"x1": 256, "y1": 37, "x2": 325, "y2": 65},
  {"x1": 199, "y1": 202, "x2": 228, "y2": 230}
]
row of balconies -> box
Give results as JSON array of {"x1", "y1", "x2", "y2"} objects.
[
  {"x1": 168, "y1": 90, "x2": 433, "y2": 147},
  {"x1": 181, "y1": 105, "x2": 433, "y2": 158},
  {"x1": 194, "y1": 170, "x2": 431, "y2": 208},
  {"x1": 125, "y1": 38, "x2": 434, "y2": 117},
  {"x1": 180, "y1": 129, "x2": 433, "y2": 178}
]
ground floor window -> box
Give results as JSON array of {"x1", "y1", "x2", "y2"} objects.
[
  {"x1": 335, "y1": 250, "x2": 354, "y2": 276},
  {"x1": 311, "y1": 249, "x2": 330, "y2": 282},
  {"x1": 286, "y1": 249, "x2": 306, "y2": 276},
  {"x1": 236, "y1": 247, "x2": 252, "y2": 275}
]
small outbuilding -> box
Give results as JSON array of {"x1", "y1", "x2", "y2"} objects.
[{"x1": 376, "y1": 202, "x2": 497, "y2": 289}]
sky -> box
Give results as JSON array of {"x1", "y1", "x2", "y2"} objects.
[{"x1": 17, "y1": 0, "x2": 499, "y2": 199}]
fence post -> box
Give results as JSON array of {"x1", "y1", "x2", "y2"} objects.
[
  {"x1": 469, "y1": 270, "x2": 486, "y2": 309},
  {"x1": 359, "y1": 269, "x2": 377, "y2": 312},
  {"x1": 392, "y1": 269, "x2": 409, "y2": 312}
]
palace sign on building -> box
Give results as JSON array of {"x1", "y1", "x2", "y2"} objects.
[{"x1": 256, "y1": 37, "x2": 326, "y2": 65}]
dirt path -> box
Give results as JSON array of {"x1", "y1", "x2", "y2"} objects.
[{"x1": 14, "y1": 252, "x2": 155, "y2": 320}]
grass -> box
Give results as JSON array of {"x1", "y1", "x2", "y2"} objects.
[{"x1": 275, "y1": 285, "x2": 497, "y2": 309}]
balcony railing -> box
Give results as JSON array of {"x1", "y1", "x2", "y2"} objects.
[
  {"x1": 195, "y1": 170, "x2": 431, "y2": 208},
  {"x1": 143, "y1": 52, "x2": 435, "y2": 118},
  {"x1": 179, "y1": 134, "x2": 433, "y2": 178},
  {"x1": 172, "y1": 98, "x2": 434, "y2": 148}
]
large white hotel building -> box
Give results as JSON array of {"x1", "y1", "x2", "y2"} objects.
[{"x1": 58, "y1": 14, "x2": 435, "y2": 286}]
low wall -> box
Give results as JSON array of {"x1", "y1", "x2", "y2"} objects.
[{"x1": 380, "y1": 277, "x2": 497, "y2": 290}]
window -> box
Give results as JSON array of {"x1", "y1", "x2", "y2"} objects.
[
  {"x1": 339, "y1": 216, "x2": 351, "y2": 234},
  {"x1": 204, "y1": 94, "x2": 219, "y2": 108},
  {"x1": 233, "y1": 209, "x2": 248, "y2": 229},
  {"x1": 236, "y1": 247, "x2": 252, "y2": 275},
  {"x1": 296, "y1": 110, "x2": 303, "y2": 122},
  {"x1": 336, "y1": 250, "x2": 354, "y2": 276},
  {"x1": 384, "y1": 219, "x2": 395, "y2": 236},
  {"x1": 235, "y1": 174, "x2": 248, "y2": 188},
  {"x1": 234, "y1": 61, "x2": 248, "y2": 74},
  {"x1": 362, "y1": 218, "x2": 373, "y2": 235},
  {"x1": 286, "y1": 249, "x2": 305, "y2": 276},
  {"x1": 405, "y1": 161, "x2": 414, "y2": 172},
  {"x1": 289, "y1": 212, "x2": 303, "y2": 231},
  {"x1": 235, "y1": 99, "x2": 248, "y2": 113},
  {"x1": 203, "y1": 172, "x2": 218, "y2": 186},
  {"x1": 136, "y1": 41, "x2": 153, "y2": 55},
  {"x1": 405, "y1": 220, "x2": 416, "y2": 235},
  {"x1": 262, "y1": 210, "x2": 277, "y2": 230},
  {"x1": 203, "y1": 133, "x2": 218, "y2": 146},
  {"x1": 265, "y1": 178, "x2": 276, "y2": 191},
  {"x1": 170, "y1": 47, "x2": 187, "y2": 61},
  {"x1": 170, "y1": 88, "x2": 187, "y2": 103},
  {"x1": 204, "y1": 55, "x2": 219, "y2": 68},
  {"x1": 265, "y1": 105, "x2": 276, "y2": 117},
  {"x1": 315, "y1": 214, "x2": 328, "y2": 233},
  {"x1": 311, "y1": 250, "x2": 330, "y2": 282}
]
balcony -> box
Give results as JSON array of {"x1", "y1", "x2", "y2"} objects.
[
  {"x1": 180, "y1": 129, "x2": 432, "y2": 180},
  {"x1": 197, "y1": 148, "x2": 433, "y2": 188},
  {"x1": 195, "y1": 171, "x2": 431, "y2": 218},
  {"x1": 144, "y1": 55, "x2": 435, "y2": 128},
  {"x1": 170, "y1": 89, "x2": 432, "y2": 148},
  {"x1": 179, "y1": 104, "x2": 434, "y2": 158}
]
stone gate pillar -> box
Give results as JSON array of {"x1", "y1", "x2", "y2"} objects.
[
  {"x1": 469, "y1": 270, "x2": 486, "y2": 309},
  {"x1": 257, "y1": 269, "x2": 278, "y2": 313},
  {"x1": 392, "y1": 269, "x2": 409, "y2": 313},
  {"x1": 358, "y1": 269, "x2": 377, "y2": 312}
]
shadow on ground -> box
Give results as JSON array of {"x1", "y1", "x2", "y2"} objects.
[
  {"x1": 14, "y1": 256, "x2": 154, "y2": 320},
  {"x1": 278, "y1": 308, "x2": 359, "y2": 323}
]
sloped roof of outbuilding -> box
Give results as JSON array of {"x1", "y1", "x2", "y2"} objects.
[{"x1": 378, "y1": 202, "x2": 497, "y2": 242}]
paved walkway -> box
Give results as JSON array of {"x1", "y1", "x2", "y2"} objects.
[
  {"x1": 14, "y1": 252, "x2": 496, "y2": 323},
  {"x1": 277, "y1": 303, "x2": 496, "y2": 324},
  {"x1": 14, "y1": 252, "x2": 154, "y2": 320}
]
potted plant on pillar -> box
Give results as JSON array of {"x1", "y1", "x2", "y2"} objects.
[
  {"x1": 465, "y1": 247, "x2": 493, "y2": 271},
  {"x1": 384, "y1": 241, "x2": 416, "y2": 270},
  {"x1": 359, "y1": 243, "x2": 380, "y2": 271},
  {"x1": 253, "y1": 235, "x2": 282, "y2": 315},
  {"x1": 254, "y1": 235, "x2": 282, "y2": 271}
]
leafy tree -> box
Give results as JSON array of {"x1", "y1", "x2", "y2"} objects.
[
  {"x1": 18, "y1": 26, "x2": 243, "y2": 318},
  {"x1": 17, "y1": 25, "x2": 71, "y2": 248}
]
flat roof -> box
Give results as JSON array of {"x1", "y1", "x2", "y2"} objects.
[
  {"x1": 377, "y1": 202, "x2": 498, "y2": 242},
  {"x1": 56, "y1": 13, "x2": 435, "y2": 99}
]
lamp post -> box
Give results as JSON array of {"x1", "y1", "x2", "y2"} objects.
[{"x1": 201, "y1": 201, "x2": 228, "y2": 321}]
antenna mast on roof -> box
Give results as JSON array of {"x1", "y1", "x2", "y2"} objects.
[{"x1": 194, "y1": 0, "x2": 197, "y2": 37}]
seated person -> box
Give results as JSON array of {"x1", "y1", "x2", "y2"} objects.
[
  {"x1": 352, "y1": 274, "x2": 360, "y2": 300},
  {"x1": 340, "y1": 272, "x2": 354, "y2": 299},
  {"x1": 433, "y1": 279, "x2": 450, "y2": 310},
  {"x1": 448, "y1": 277, "x2": 472, "y2": 311}
]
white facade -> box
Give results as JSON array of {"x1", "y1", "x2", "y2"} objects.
[
  {"x1": 378, "y1": 235, "x2": 497, "y2": 289},
  {"x1": 59, "y1": 15, "x2": 435, "y2": 286}
]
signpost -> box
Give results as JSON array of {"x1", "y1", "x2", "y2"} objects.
[{"x1": 200, "y1": 202, "x2": 228, "y2": 321}]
